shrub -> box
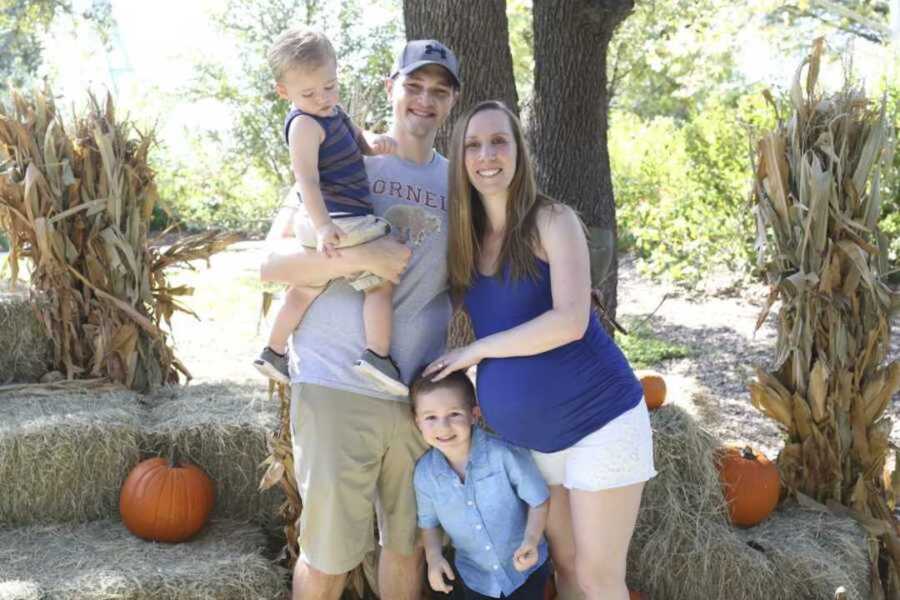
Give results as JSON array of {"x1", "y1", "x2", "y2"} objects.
[
  {"x1": 152, "y1": 136, "x2": 283, "y2": 237},
  {"x1": 611, "y1": 90, "x2": 775, "y2": 286}
]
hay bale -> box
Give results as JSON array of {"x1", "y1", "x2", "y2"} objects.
[
  {"x1": 142, "y1": 382, "x2": 284, "y2": 530},
  {"x1": 0, "y1": 518, "x2": 287, "y2": 599},
  {"x1": 629, "y1": 405, "x2": 870, "y2": 600},
  {"x1": 0, "y1": 389, "x2": 143, "y2": 526},
  {"x1": 0, "y1": 284, "x2": 52, "y2": 384},
  {"x1": 738, "y1": 502, "x2": 869, "y2": 599}
]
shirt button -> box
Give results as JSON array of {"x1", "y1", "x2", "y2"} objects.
[
  {"x1": 485, "y1": 545, "x2": 491, "y2": 550},
  {"x1": 467, "y1": 500, "x2": 473, "y2": 506},
  {"x1": 475, "y1": 524, "x2": 482, "y2": 530},
  {"x1": 492, "y1": 564, "x2": 499, "y2": 570}
]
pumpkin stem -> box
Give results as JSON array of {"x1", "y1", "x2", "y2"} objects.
[
  {"x1": 741, "y1": 446, "x2": 756, "y2": 461},
  {"x1": 168, "y1": 446, "x2": 179, "y2": 468}
]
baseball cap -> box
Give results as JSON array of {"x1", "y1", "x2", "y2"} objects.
[{"x1": 391, "y1": 39, "x2": 460, "y2": 88}]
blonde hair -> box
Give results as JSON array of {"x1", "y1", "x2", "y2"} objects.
[
  {"x1": 447, "y1": 100, "x2": 554, "y2": 294},
  {"x1": 267, "y1": 27, "x2": 336, "y2": 82}
]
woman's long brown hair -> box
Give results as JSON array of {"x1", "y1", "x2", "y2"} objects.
[{"x1": 447, "y1": 100, "x2": 554, "y2": 296}]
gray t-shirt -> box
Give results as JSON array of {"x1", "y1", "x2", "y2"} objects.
[{"x1": 287, "y1": 152, "x2": 451, "y2": 401}]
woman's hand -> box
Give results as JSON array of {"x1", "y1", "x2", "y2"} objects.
[{"x1": 423, "y1": 343, "x2": 484, "y2": 381}]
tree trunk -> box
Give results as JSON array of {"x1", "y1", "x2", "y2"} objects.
[
  {"x1": 528, "y1": 0, "x2": 633, "y2": 326},
  {"x1": 403, "y1": 0, "x2": 519, "y2": 155}
]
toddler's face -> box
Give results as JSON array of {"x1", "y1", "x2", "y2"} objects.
[
  {"x1": 276, "y1": 60, "x2": 339, "y2": 117},
  {"x1": 414, "y1": 387, "x2": 477, "y2": 454}
]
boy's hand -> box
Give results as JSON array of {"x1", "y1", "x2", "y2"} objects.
[
  {"x1": 513, "y1": 541, "x2": 539, "y2": 572},
  {"x1": 316, "y1": 222, "x2": 346, "y2": 257},
  {"x1": 427, "y1": 556, "x2": 455, "y2": 594},
  {"x1": 369, "y1": 134, "x2": 397, "y2": 155}
]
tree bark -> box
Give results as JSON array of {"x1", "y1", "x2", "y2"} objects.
[
  {"x1": 528, "y1": 0, "x2": 633, "y2": 325},
  {"x1": 403, "y1": 0, "x2": 519, "y2": 155}
]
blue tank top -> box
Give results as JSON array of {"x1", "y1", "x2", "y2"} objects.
[
  {"x1": 284, "y1": 106, "x2": 371, "y2": 216},
  {"x1": 464, "y1": 258, "x2": 643, "y2": 453}
]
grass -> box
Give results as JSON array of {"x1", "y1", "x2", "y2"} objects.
[{"x1": 617, "y1": 315, "x2": 693, "y2": 369}]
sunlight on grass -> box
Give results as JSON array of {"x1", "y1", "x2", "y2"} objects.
[{"x1": 617, "y1": 316, "x2": 692, "y2": 369}]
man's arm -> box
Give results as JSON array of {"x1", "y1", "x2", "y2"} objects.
[{"x1": 261, "y1": 202, "x2": 411, "y2": 288}]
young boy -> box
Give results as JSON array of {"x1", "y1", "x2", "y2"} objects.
[
  {"x1": 411, "y1": 371, "x2": 551, "y2": 600},
  {"x1": 253, "y1": 27, "x2": 407, "y2": 396}
]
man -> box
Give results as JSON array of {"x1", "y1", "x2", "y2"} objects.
[{"x1": 260, "y1": 40, "x2": 461, "y2": 600}]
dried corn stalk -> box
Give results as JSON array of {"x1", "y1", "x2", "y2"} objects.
[
  {"x1": 752, "y1": 39, "x2": 900, "y2": 598},
  {"x1": 260, "y1": 382, "x2": 378, "y2": 599},
  {"x1": 0, "y1": 86, "x2": 239, "y2": 390},
  {"x1": 259, "y1": 381, "x2": 302, "y2": 565}
]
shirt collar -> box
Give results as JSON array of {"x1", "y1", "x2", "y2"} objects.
[{"x1": 433, "y1": 425, "x2": 488, "y2": 480}]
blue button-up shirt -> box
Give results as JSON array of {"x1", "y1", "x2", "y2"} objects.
[{"x1": 414, "y1": 427, "x2": 550, "y2": 598}]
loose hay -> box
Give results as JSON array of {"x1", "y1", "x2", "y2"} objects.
[
  {"x1": 0, "y1": 518, "x2": 287, "y2": 599},
  {"x1": 0, "y1": 389, "x2": 142, "y2": 525},
  {"x1": 629, "y1": 405, "x2": 870, "y2": 600},
  {"x1": 0, "y1": 284, "x2": 52, "y2": 383},
  {"x1": 142, "y1": 382, "x2": 284, "y2": 530}
]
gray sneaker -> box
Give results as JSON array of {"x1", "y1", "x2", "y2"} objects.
[
  {"x1": 353, "y1": 349, "x2": 409, "y2": 396},
  {"x1": 253, "y1": 347, "x2": 290, "y2": 384}
]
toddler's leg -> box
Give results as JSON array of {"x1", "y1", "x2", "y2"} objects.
[
  {"x1": 253, "y1": 285, "x2": 321, "y2": 384},
  {"x1": 362, "y1": 282, "x2": 394, "y2": 357},
  {"x1": 352, "y1": 282, "x2": 407, "y2": 396}
]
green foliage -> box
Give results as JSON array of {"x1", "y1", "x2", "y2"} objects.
[
  {"x1": 152, "y1": 136, "x2": 283, "y2": 236},
  {"x1": 608, "y1": 0, "x2": 749, "y2": 120},
  {"x1": 763, "y1": 0, "x2": 892, "y2": 46},
  {"x1": 0, "y1": 0, "x2": 113, "y2": 89},
  {"x1": 507, "y1": 0, "x2": 534, "y2": 102},
  {"x1": 611, "y1": 91, "x2": 775, "y2": 284},
  {"x1": 0, "y1": 230, "x2": 8, "y2": 252},
  {"x1": 618, "y1": 317, "x2": 693, "y2": 369},
  {"x1": 877, "y1": 81, "x2": 900, "y2": 279}
]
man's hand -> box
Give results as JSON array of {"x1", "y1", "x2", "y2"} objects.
[
  {"x1": 369, "y1": 134, "x2": 398, "y2": 155},
  {"x1": 513, "y1": 540, "x2": 539, "y2": 572},
  {"x1": 427, "y1": 556, "x2": 455, "y2": 594},
  {"x1": 316, "y1": 222, "x2": 346, "y2": 257},
  {"x1": 363, "y1": 236, "x2": 411, "y2": 284}
]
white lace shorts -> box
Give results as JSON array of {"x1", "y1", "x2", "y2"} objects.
[{"x1": 531, "y1": 399, "x2": 657, "y2": 491}]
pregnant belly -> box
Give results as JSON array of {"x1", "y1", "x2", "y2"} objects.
[{"x1": 476, "y1": 346, "x2": 602, "y2": 450}]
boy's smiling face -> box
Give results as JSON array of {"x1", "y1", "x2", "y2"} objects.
[
  {"x1": 414, "y1": 386, "x2": 477, "y2": 456},
  {"x1": 276, "y1": 60, "x2": 339, "y2": 117}
]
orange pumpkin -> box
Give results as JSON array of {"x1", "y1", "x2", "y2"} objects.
[
  {"x1": 638, "y1": 372, "x2": 666, "y2": 410},
  {"x1": 120, "y1": 451, "x2": 215, "y2": 542},
  {"x1": 716, "y1": 446, "x2": 780, "y2": 527},
  {"x1": 629, "y1": 591, "x2": 647, "y2": 600}
]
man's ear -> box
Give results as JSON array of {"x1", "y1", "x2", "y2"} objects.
[
  {"x1": 472, "y1": 405, "x2": 482, "y2": 420},
  {"x1": 275, "y1": 82, "x2": 289, "y2": 101},
  {"x1": 384, "y1": 77, "x2": 394, "y2": 99}
]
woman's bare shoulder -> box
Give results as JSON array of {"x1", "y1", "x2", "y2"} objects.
[{"x1": 536, "y1": 202, "x2": 584, "y2": 239}]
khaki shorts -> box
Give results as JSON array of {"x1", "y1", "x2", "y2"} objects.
[{"x1": 290, "y1": 383, "x2": 428, "y2": 574}]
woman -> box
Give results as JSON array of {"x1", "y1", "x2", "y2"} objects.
[{"x1": 424, "y1": 101, "x2": 656, "y2": 600}]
